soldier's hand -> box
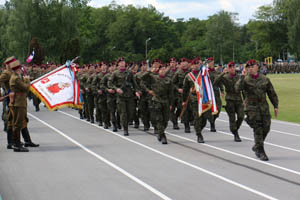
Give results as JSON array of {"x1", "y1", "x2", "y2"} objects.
[
  {"x1": 242, "y1": 68, "x2": 247, "y2": 76},
  {"x1": 182, "y1": 102, "x2": 186, "y2": 107},
  {"x1": 148, "y1": 90, "x2": 154, "y2": 96},
  {"x1": 223, "y1": 67, "x2": 229, "y2": 73},
  {"x1": 80, "y1": 89, "x2": 85, "y2": 94},
  {"x1": 178, "y1": 88, "x2": 183, "y2": 93},
  {"x1": 0, "y1": 96, "x2": 5, "y2": 102},
  {"x1": 135, "y1": 92, "x2": 141, "y2": 99},
  {"x1": 98, "y1": 90, "x2": 102, "y2": 95},
  {"x1": 116, "y1": 88, "x2": 123, "y2": 94},
  {"x1": 108, "y1": 89, "x2": 115, "y2": 94},
  {"x1": 169, "y1": 105, "x2": 172, "y2": 111},
  {"x1": 85, "y1": 88, "x2": 89, "y2": 92},
  {"x1": 274, "y1": 108, "x2": 278, "y2": 118}
]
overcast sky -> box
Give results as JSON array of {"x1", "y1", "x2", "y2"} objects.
[{"x1": 0, "y1": 0, "x2": 273, "y2": 24}]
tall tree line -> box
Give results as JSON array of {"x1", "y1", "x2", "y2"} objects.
[{"x1": 0, "y1": 0, "x2": 300, "y2": 64}]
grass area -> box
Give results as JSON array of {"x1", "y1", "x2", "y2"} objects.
[{"x1": 267, "y1": 73, "x2": 300, "y2": 124}]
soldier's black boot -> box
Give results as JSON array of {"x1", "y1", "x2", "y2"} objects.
[
  {"x1": 129, "y1": 121, "x2": 133, "y2": 125},
  {"x1": 144, "y1": 122, "x2": 150, "y2": 131},
  {"x1": 210, "y1": 122, "x2": 216, "y2": 132},
  {"x1": 258, "y1": 146, "x2": 269, "y2": 161},
  {"x1": 197, "y1": 133, "x2": 205, "y2": 143},
  {"x1": 184, "y1": 123, "x2": 191, "y2": 133},
  {"x1": 7, "y1": 128, "x2": 14, "y2": 149},
  {"x1": 157, "y1": 133, "x2": 162, "y2": 142},
  {"x1": 104, "y1": 122, "x2": 109, "y2": 129},
  {"x1": 99, "y1": 121, "x2": 103, "y2": 126},
  {"x1": 134, "y1": 121, "x2": 139, "y2": 129},
  {"x1": 86, "y1": 118, "x2": 90, "y2": 122},
  {"x1": 79, "y1": 112, "x2": 84, "y2": 119},
  {"x1": 161, "y1": 134, "x2": 167, "y2": 144},
  {"x1": 112, "y1": 123, "x2": 118, "y2": 132},
  {"x1": 123, "y1": 127, "x2": 129, "y2": 136},
  {"x1": 22, "y1": 128, "x2": 40, "y2": 147},
  {"x1": 173, "y1": 122, "x2": 179, "y2": 130},
  {"x1": 117, "y1": 122, "x2": 122, "y2": 130},
  {"x1": 13, "y1": 130, "x2": 29, "y2": 152},
  {"x1": 233, "y1": 131, "x2": 242, "y2": 142},
  {"x1": 35, "y1": 106, "x2": 40, "y2": 112},
  {"x1": 91, "y1": 117, "x2": 95, "y2": 124},
  {"x1": 190, "y1": 121, "x2": 194, "y2": 126}
]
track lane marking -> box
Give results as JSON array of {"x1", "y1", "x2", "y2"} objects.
[
  {"x1": 28, "y1": 113, "x2": 173, "y2": 200},
  {"x1": 54, "y1": 110, "x2": 280, "y2": 200}
]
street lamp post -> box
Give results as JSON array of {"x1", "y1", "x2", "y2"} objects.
[{"x1": 145, "y1": 37, "x2": 151, "y2": 59}]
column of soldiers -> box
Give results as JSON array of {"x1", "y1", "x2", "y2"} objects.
[
  {"x1": 76, "y1": 57, "x2": 279, "y2": 161},
  {"x1": 266, "y1": 62, "x2": 300, "y2": 74}
]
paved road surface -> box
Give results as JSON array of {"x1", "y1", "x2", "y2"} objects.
[{"x1": 0, "y1": 103, "x2": 300, "y2": 200}]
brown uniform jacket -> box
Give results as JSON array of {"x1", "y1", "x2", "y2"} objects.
[{"x1": 9, "y1": 73, "x2": 30, "y2": 107}]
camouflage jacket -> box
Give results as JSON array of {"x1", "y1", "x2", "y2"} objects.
[
  {"x1": 235, "y1": 73, "x2": 278, "y2": 113},
  {"x1": 92, "y1": 72, "x2": 107, "y2": 101},
  {"x1": 182, "y1": 72, "x2": 198, "y2": 103},
  {"x1": 108, "y1": 69, "x2": 137, "y2": 98},
  {"x1": 100, "y1": 72, "x2": 116, "y2": 102},
  {"x1": 214, "y1": 72, "x2": 243, "y2": 102},
  {"x1": 141, "y1": 73, "x2": 173, "y2": 105},
  {"x1": 209, "y1": 69, "x2": 224, "y2": 98},
  {"x1": 86, "y1": 73, "x2": 97, "y2": 96},
  {"x1": 172, "y1": 69, "x2": 190, "y2": 97}
]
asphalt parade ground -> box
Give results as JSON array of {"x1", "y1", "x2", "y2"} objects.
[{"x1": 0, "y1": 103, "x2": 300, "y2": 200}]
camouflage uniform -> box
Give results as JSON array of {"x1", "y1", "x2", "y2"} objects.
[
  {"x1": 208, "y1": 68, "x2": 224, "y2": 131},
  {"x1": 30, "y1": 68, "x2": 42, "y2": 111},
  {"x1": 101, "y1": 72, "x2": 120, "y2": 132},
  {"x1": 235, "y1": 73, "x2": 278, "y2": 160},
  {"x1": 141, "y1": 73, "x2": 173, "y2": 144},
  {"x1": 78, "y1": 72, "x2": 88, "y2": 119},
  {"x1": 86, "y1": 73, "x2": 96, "y2": 123},
  {"x1": 92, "y1": 72, "x2": 109, "y2": 127},
  {"x1": 135, "y1": 71, "x2": 150, "y2": 131},
  {"x1": 172, "y1": 68, "x2": 191, "y2": 132},
  {"x1": 215, "y1": 72, "x2": 244, "y2": 141},
  {"x1": 108, "y1": 69, "x2": 137, "y2": 135}
]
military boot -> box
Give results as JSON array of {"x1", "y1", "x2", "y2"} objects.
[
  {"x1": 257, "y1": 146, "x2": 269, "y2": 161},
  {"x1": 35, "y1": 106, "x2": 40, "y2": 112},
  {"x1": 161, "y1": 134, "x2": 168, "y2": 144},
  {"x1": 157, "y1": 133, "x2": 162, "y2": 142},
  {"x1": 233, "y1": 131, "x2": 242, "y2": 142},
  {"x1": 13, "y1": 130, "x2": 29, "y2": 152},
  {"x1": 173, "y1": 122, "x2": 179, "y2": 130},
  {"x1": 123, "y1": 127, "x2": 129, "y2": 136},
  {"x1": 104, "y1": 122, "x2": 109, "y2": 129},
  {"x1": 117, "y1": 122, "x2": 122, "y2": 130},
  {"x1": 143, "y1": 122, "x2": 150, "y2": 131},
  {"x1": 22, "y1": 128, "x2": 39, "y2": 147},
  {"x1": 184, "y1": 123, "x2": 191, "y2": 133},
  {"x1": 90, "y1": 117, "x2": 95, "y2": 124},
  {"x1": 197, "y1": 133, "x2": 205, "y2": 143},
  {"x1": 210, "y1": 122, "x2": 216, "y2": 132},
  {"x1": 112, "y1": 123, "x2": 118, "y2": 132},
  {"x1": 134, "y1": 121, "x2": 139, "y2": 129},
  {"x1": 6, "y1": 128, "x2": 14, "y2": 149},
  {"x1": 79, "y1": 112, "x2": 84, "y2": 119}
]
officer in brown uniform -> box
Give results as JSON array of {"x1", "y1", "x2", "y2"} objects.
[{"x1": 9, "y1": 60, "x2": 39, "y2": 152}]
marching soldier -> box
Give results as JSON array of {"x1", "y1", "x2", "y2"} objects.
[
  {"x1": 141, "y1": 65, "x2": 173, "y2": 144},
  {"x1": 134, "y1": 61, "x2": 150, "y2": 131},
  {"x1": 235, "y1": 59, "x2": 278, "y2": 161},
  {"x1": 172, "y1": 58, "x2": 191, "y2": 133},
  {"x1": 85, "y1": 65, "x2": 96, "y2": 123},
  {"x1": 182, "y1": 58, "x2": 207, "y2": 143},
  {"x1": 207, "y1": 57, "x2": 224, "y2": 132},
  {"x1": 214, "y1": 61, "x2": 243, "y2": 142},
  {"x1": 108, "y1": 57, "x2": 140, "y2": 136}
]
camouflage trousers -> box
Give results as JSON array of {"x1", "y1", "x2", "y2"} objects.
[
  {"x1": 209, "y1": 95, "x2": 222, "y2": 124},
  {"x1": 225, "y1": 100, "x2": 244, "y2": 133},
  {"x1": 117, "y1": 97, "x2": 136, "y2": 128},
  {"x1": 96, "y1": 98, "x2": 109, "y2": 124},
  {"x1": 152, "y1": 101, "x2": 169, "y2": 137},
  {"x1": 86, "y1": 95, "x2": 95, "y2": 120},
  {"x1": 138, "y1": 96, "x2": 151, "y2": 128},
  {"x1": 170, "y1": 98, "x2": 182, "y2": 125},
  {"x1": 107, "y1": 98, "x2": 119, "y2": 124},
  {"x1": 245, "y1": 109, "x2": 271, "y2": 148},
  {"x1": 191, "y1": 100, "x2": 211, "y2": 135}
]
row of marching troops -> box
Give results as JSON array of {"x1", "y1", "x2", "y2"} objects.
[
  {"x1": 77, "y1": 56, "x2": 279, "y2": 161},
  {"x1": 0, "y1": 57, "x2": 39, "y2": 152},
  {"x1": 266, "y1": 62, "x2": 300, "y2": 74}
]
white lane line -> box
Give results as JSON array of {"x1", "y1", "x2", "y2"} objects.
[
  {"x1": 28, "y1": 113, "x2": 173, "y2": 200},
  {"x1": 220, "y1": 112, "x2": 300, "y2": 128},
  {"x1": 217, "y1": 118, "x2": 300, "y2": 138},
  {"x1": 216, "y1": 119, "x2": 300, "y2": 152},
  {"x1": 57, "y1": 110, "x2": 279, "y2": 200},
  {"x1": 164, "y1": 130, "x2": 300, "y2": 176}
]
